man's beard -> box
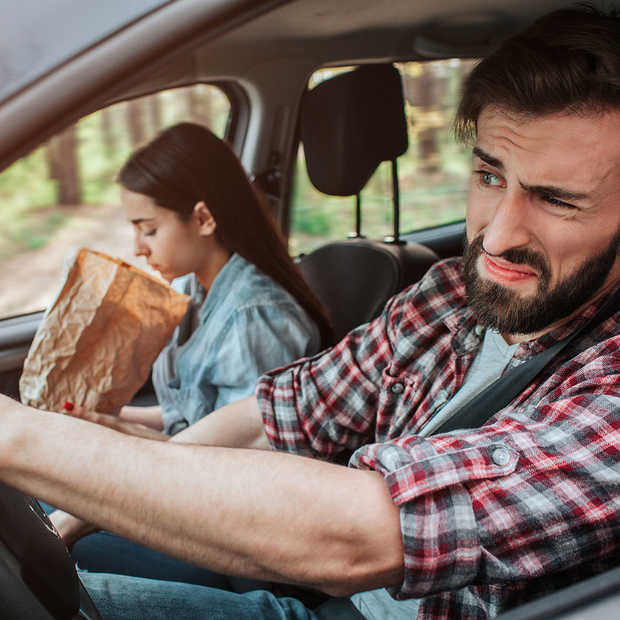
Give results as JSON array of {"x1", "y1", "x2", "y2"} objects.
[{"x1": 463, "y1": 230, "x2": 620, "y2": 335}]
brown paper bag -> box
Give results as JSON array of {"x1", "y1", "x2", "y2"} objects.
[{"x1": 19, "y1": 248, "x2": 190, "y2": 413}]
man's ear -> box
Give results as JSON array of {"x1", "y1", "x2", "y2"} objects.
[{"x1": 193, "y1": 201, "x2": 217, "y2": 236}]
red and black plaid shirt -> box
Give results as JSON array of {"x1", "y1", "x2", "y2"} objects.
[{"x1": 256, "y1": 258, "x2": 620, "y2": 618}]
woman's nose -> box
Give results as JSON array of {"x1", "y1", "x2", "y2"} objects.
[{"x1": 134, "y1": 237, "x2": 149, "y2": 257}]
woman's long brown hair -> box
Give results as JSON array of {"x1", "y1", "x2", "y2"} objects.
[{"x1": 118, "y1": 122, "x2": 333, "y2": 347}]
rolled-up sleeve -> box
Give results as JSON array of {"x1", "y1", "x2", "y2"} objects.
[
  {"x1": 352, "y1": 384, "x2": 619, "y2": 599},
  {"x1": 352, "y1": 436, "x2": 519, "y2": 598},
  {"x1": 257, "y1": 293, "x2": 402, "y2": 459}
]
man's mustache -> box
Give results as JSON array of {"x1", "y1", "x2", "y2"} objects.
[{"x1": 470, "y1": 235, "x2": 550, "y2": 281}]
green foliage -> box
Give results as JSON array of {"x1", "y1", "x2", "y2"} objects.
[
  {"x1": 78, "y1": 112, "x2": 130, "y2": 205},
  {"x1": 0, "y1": 210, "x2": 69, "y2": 260},
  {"x1": 0, "y1": 148, "x2": 56, "y2": 214},
  {"x1": 292, "y1": 206, "x2": 332, "y2": 236}
]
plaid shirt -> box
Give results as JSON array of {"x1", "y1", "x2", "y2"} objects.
[{"x1": 256, "y1": 258, "x2": 620, "y2": 618}]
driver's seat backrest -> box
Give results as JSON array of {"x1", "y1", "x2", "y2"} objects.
[
  {"x1": 297, "y1": 64, "x2": 438, "y2": 341},
  {"x1": 297, "y1": 239, "x2": 437, "y2": 341}
]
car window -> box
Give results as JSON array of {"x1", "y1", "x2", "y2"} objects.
[
  {"x1": 289, "y1": 59, "x2": 477, "y2": 256},
  {"x1": 0, "y1": 84, "x2": 231, "y2": 320}
]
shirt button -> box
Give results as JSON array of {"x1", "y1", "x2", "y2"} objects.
[
  {"x1": 491, "y1": 447, "x2": 511, "y2": 466},
  {"x1": 390, "y1": 382, "x2": 405, "y2": 395}
]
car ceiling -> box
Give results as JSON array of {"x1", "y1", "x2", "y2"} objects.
[
  {"x1": 0, "y1": 0, "x2": 617, "y2": 171},
  {"x1": 117, "y1": 0, "x2": 592, "y2": 101}
]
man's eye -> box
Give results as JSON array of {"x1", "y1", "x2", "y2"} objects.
[
  {"x1": 540, "y1": 194, "x2": 578, "y2": 210},
  {"x1": 144, "y1": 229, "x2": 157, "y2": 237},
  {"x1": 475, "y1": 170, "x2": 502, "y2": 187}
]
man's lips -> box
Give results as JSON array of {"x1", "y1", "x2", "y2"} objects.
[{"x1": 481, "y1": 254, "x2": 538, "y2": 284}]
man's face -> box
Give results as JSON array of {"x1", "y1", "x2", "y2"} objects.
[{"x1": 465, "y1": 106, "x2": 620, "y2": 336}]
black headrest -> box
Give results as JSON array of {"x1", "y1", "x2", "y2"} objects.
[{"x1": 301, "y1": 64, "x2": 408, "y2": 196}]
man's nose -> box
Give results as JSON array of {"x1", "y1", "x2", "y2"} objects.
[{"x1": 482, "y1": 189, "x2": 532, "y2": 256}]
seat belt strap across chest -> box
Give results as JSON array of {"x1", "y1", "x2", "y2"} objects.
[{"x1": 431, "y1": 287, "x2": 620, "y2": 436}]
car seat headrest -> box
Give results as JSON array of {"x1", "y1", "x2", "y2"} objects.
[{"x1": 301, "y1": 64, "x2": 408, "y2": 197}]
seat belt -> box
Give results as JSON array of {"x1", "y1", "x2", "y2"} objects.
[
  {"x1": 302, "y1": 290, "x2": 618, "y2": 620},
  {"x1": 432, "y1": 287, "x2": 620, "y2": 436}
]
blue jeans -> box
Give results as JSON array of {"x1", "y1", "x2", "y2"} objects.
[
  {"x1": 80, "y1": 572, "x2": 319, "y2": 619},
  {"x1": 40, "y1": 500, "x2": 264, "y2": 593},
  {"x1": 72, "y1": 531, "x2": 264, "y2": 592}
]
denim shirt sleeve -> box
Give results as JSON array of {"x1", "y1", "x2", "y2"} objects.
[
  {"x1": 160, "y1": 300, "x2": 320, "y2": 434},
  {"x1": 155, "y1": 255, "x2": 321, "y2": 434}
]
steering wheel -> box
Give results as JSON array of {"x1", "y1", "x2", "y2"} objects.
[{"x1": 0, "y1": 482, "x2": 100, "y2": 619}]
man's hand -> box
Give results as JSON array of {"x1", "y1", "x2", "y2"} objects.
[{"x1": 63, "y1": 405, "x2": 168, "y2": 441}]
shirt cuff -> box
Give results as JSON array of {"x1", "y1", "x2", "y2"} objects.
[
  {"x1": 256, "y1": 363, "x2": 316, "y2": 456},
  {"x1": 351, "y1": 437, "x2": 518, "y2": 598}
]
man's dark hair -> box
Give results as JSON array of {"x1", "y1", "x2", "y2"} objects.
[{"x1": 455, "y1": 4, "x2": 620, "y2": 141}]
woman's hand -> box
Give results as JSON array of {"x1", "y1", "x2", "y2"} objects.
[
  {"x1": 62, "y1": 404, "x2": 169, "y2": 441},
  {"x1": 49, "y1": 509, "x2": 98, "y2": 550}
]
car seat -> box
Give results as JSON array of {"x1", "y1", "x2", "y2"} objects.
[{"x1": 297, "y1": 64, "x2": 438, "y2": 341}]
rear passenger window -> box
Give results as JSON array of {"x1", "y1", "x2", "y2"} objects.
[
  {"x1": 289, "y1": 59, "x2": 477, "y2": 256},
  {"x1": 0, "y1": 84, "x2": 231, "y2": 319}
]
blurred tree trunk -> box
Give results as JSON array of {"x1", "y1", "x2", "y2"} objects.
[
  {"x1": 126, "y1": 99, "x2": 146, "y2": 147},
  {"x1": 100, "y1": 108, "x2": 115, "y2": 156},
  {"x1": 417, "y1": 65, "x2": 439, "y2": 173},
  {"x1": 185, "y1": 87, "x2": 198, "y2": 119},
  {"x1": 200, "y1": 91, "x2": 212, "y2": 128},
  {"x1": 149, "y1": 94, "x2": 163, "y2": 135},
  {"x1": 46, "y1": 126, "x2": 81, "y2": 206},
  {"x1": 184, "y1": 87, "x2": 212, "y2": 127}
]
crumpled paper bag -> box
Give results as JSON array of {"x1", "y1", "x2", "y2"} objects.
[{"x1": 19, "y1": 248, "x2": 190, "y2": 414}]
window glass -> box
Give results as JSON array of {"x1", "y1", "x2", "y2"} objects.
[
  {"x1": 0, "y1": 84, "x2": 230, "y2": 319},
  {"x1": 289, "y1": 59, "x2": 477, "y2": 256}
]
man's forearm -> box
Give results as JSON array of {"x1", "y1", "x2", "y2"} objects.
[{"x1": 0, "y1": 398, "x2": 403, "y2": 594}]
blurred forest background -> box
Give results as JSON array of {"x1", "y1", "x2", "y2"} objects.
[{"x1": 0, "y1": 59, "x2": 475, "y2": 318}]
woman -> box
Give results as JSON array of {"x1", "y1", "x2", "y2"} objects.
[
  {"x1": 52, "y1": 122, "x2": 332, "y2": 589},
  {"x1": 104, "y1": 121, "x2": 331, "y2": 435}
]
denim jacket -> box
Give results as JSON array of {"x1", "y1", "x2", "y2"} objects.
[{"x1": 153, "y1": 253, "x2": 321, "y2": 434}]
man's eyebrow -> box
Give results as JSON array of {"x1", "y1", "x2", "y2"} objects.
[
  {"x1": 130, "y1": 217, "x2": 154, "y2": 225},
  {"x1": 472, "y1": 146, "x2": 503, "y2": 169},
  {"x1": 473, "y1": 146, "x2": 590, "y2": 202},
  {"x1": 519, "y1": 182, "x2": 589, "y2": 202}
]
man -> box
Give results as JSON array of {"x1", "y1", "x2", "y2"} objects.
[{"x1": 0, "y1": 6, "x2": 618, "y2": 619}]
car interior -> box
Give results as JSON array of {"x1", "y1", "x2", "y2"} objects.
[{"x1": 0, "y1": 0, "x2": 618, "y2": 617}]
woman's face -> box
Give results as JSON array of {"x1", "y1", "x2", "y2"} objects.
[{"x1": 121, "y1": 188, "x2": 207, "y2": 282}]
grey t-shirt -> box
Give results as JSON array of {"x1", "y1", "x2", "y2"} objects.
[{"x1": 351, "y1": 328, "x2": 518, "y2": 619}]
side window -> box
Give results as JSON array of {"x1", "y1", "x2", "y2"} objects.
[
  {"x1": 289, "y1": 59, "x2": 477, "y2": 256},
  {"x1": 0, "y1": 84, "x2": 231, "y2": 319}
]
